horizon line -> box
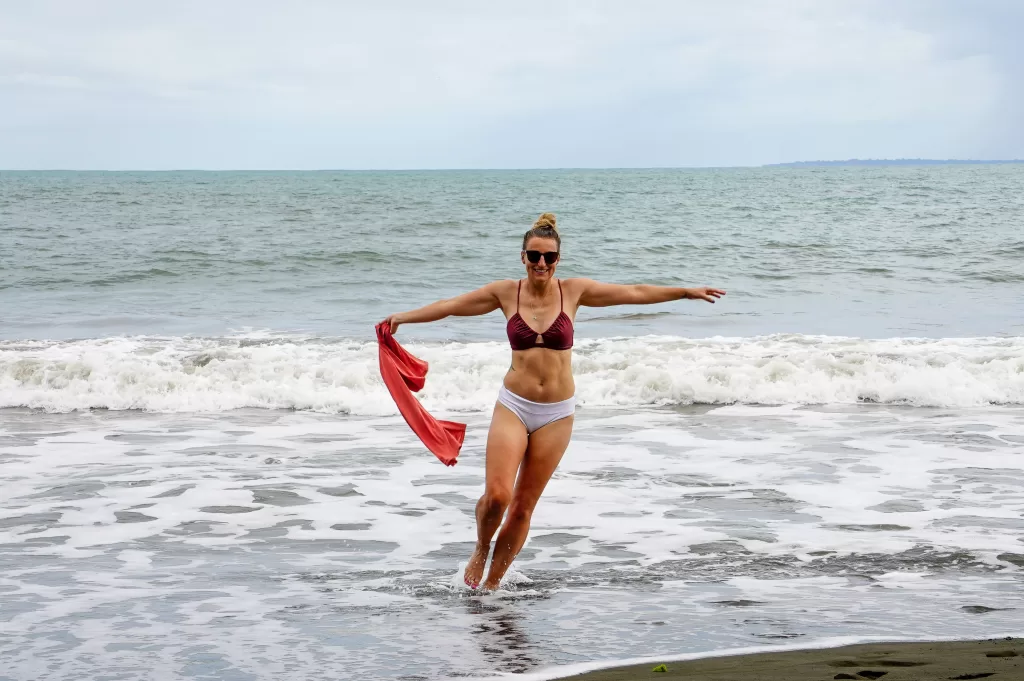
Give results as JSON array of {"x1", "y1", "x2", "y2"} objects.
[{"x1": 3, "y1": 158, "x2": 1023, "y2": 172}]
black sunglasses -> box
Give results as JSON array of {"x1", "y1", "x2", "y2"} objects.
[{"x1": 524, "y1": 250, "x2": 559, "y2": 265}]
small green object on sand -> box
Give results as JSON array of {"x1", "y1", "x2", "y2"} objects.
[{"x1": 652, "y1": 664, "x2": 668, "y2": 673}]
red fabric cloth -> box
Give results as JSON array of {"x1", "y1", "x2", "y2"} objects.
[{"x1": 376, "y1": 322, "x2": 465, "y2": 466}]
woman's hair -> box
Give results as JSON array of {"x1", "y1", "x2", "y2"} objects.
[{"x1": 522, "y1": 213, "x2": 561, "y2": 250}]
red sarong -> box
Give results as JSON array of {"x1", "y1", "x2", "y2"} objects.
[{"x1": 375, "y1": 322, "x2": 465, "y2": 466}]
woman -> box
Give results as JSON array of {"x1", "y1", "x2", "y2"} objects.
[{"x1": 382, "y1": 214, "x2": 725, "y2": 590}]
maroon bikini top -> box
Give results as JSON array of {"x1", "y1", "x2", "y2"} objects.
[{"x1": 506, "y1": 279, "x2": 574, "y2": 351}]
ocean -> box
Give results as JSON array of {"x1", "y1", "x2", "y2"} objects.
[{"x1": 1, "y1": 167, "x2": 1022, "y2": 680}]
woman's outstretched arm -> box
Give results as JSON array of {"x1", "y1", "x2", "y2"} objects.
[
  {"x1": 382, "y1": 282, "x2": 503, "y2": 334},
  {"x1": 576, "y1": 279, "x2": 725, "y2": 307}
]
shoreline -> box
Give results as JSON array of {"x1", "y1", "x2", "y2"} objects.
[{"x1": 490, "y1": 636, "x2": 1024, "y2": 681}]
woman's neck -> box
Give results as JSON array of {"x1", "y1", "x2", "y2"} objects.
[{"x1": 525, "y1": 277, "x2": 555, "y2": 298}]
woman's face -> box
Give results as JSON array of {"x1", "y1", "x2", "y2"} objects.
[{"x1": 521, "y1": 236, "x2": 560, "y2": 282}]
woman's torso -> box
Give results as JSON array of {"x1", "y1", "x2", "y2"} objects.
[{"x1": 500, "y1": 278, "x2": 577, "y2": 403}]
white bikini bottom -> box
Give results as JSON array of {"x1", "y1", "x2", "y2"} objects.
[{"x1": 497, "y1": 385, "x2": 576, "y2": 435}]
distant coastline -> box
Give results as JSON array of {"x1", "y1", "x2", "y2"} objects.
[{"x1": 765, "y1": 158, "x2": 1024, "y2": 167}]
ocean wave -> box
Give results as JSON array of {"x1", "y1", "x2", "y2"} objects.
[{"x1": 1, "y1": 335, "x2": 1022, "y2": 414}]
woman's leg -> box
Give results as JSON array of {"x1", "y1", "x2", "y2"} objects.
[
  {"x1": 482, "y1": 414, "x2": 574, "y2": 590},
  {"x1": 464, "y1": 403, "x2": 528, "y2": 588}
]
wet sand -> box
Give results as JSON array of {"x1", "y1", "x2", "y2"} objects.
[{"x1": 562, "y1": 638, "x2": 1023, "y2": 681}]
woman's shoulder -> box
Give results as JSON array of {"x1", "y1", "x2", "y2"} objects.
[
  {"x1": 559, "y1": 277, "x2": 596, "y2": 291},
  {"x1": 557, "y1": 278, "x2": 595, "y2": 308},
  {"x1": 482, "y1": 279, "x2": 520, "y2": 299}
]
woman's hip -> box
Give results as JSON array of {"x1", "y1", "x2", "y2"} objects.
[{"x1": 496, "y1": 385, "x2": 575, "y2": 435}]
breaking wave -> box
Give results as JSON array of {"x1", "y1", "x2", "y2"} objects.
[{"x1": 1, "y1": 334, "x2": 1023, "y2": 413}]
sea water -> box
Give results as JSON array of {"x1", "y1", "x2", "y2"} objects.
[{"x1": 1, "y1": 167, "x2": 1022, "y2": 680}]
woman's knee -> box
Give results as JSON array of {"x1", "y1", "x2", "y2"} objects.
[
  {"x1": 506, "y1": 501, "x2": 534, "y2": 525},
  {"x1": 481, "y1": 486, "x2": 512, "y2": 513}
]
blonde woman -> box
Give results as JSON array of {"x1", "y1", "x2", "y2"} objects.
[{"x1": 382, "y1": 214, "x2": 725, "y2": 589}]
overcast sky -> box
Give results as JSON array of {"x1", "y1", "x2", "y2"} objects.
[{"x1": 2, "y1": 0, "x2": 1022, "y2": 169}]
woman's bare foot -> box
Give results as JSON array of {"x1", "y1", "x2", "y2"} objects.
[{"x1": 463, "y1": 543, "x2": 490, "y2": 589}]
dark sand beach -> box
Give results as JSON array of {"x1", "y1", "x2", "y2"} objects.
[{"x1": 562, "y1": 638, "x2": 1023, "y2": 681}]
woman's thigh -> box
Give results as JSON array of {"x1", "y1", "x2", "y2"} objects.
[
  {"x1": 485, "y1": 403, "x2": 529, "y2": 497},
  {"x1": 511, "y1": 415, "x2": 574, "y2": 510}
]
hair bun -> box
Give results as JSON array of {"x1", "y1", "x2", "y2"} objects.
[{"x1": 533, "y1": 213, "x2": 557, "y2": 231}]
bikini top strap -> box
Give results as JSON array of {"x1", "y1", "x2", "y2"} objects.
[
  {"x1": 516, "y1": 280, "x2": 522, "y2": 313},
  {"x1": 557, "y1": 279, "x2": 563, "y2": 312}
]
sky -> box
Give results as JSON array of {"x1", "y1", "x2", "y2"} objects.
[{"x1": 1, "y1": 0, "x2": 1022, "y2": 169}]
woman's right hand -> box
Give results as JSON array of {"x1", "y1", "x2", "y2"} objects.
[{"x1": 381, "y1": 313, "x2": 403, "y2": 335}]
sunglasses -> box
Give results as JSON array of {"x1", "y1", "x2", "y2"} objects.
[{"x1": 524, "y1": 250, "x2": 560, "y2": 265}]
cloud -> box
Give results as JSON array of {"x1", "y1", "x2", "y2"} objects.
[{"x1": 0, "y1": 0, "x2": 1019, "y2": 168}]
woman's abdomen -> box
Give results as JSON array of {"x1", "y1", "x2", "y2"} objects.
[{"x1": 502, "y1": 350, "x2": 575, "y2": 403}]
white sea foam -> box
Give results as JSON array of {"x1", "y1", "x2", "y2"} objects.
[
  {"x1": 1, "y1": 405, "x2": 1022, "y2": 681},
  {"x1": 2, "y1": 334, "x2": 1022, "y2": 413}
]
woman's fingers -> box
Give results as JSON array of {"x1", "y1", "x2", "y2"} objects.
[{"x1": 696, "y1": 287, "x2": 726, "y2": 303}]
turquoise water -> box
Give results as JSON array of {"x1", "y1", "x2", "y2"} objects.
[{"x1": 2, "y1": 167, "x2": 1022, "y2": 340}]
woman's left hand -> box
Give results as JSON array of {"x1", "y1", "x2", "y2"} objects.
[{"x1": 685, "y1": 287, "x2": 726, "y2": 303}]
